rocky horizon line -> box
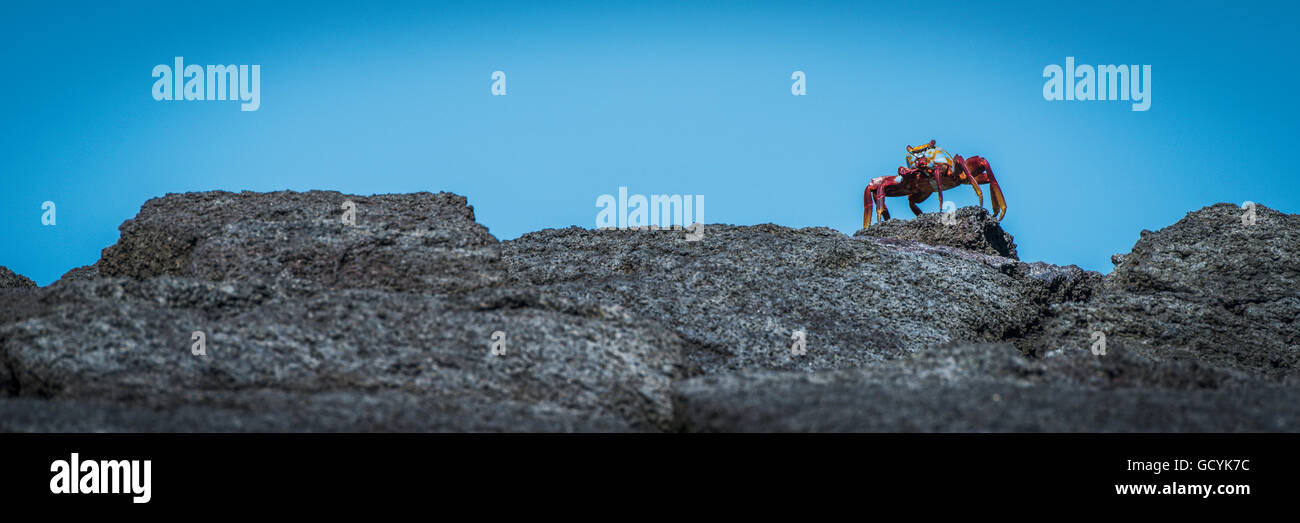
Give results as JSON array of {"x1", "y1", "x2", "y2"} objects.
[{"x1": 1, "y1": 190, "x2": 1295, "y2": 432}]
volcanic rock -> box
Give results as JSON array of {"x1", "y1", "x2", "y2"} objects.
[{"x1": 1, "y1": 193, "x2": 1295, "y2": 432}]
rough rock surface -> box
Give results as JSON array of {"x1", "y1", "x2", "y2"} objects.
[
  {"x1": 1, "y1": 278, "x2": 685, "y2": 431},
  {"x1": 53, "y1": 264, "x2": 98, "y2": 285},
  {"x1": 674, "y1": 343, "x2": 1299, "y2": 432},
  {"x1": 94, "y1": 190, "x2": 502, "y2": 294},
  {"x1": 856, "y1": 206, "x2": 1017, "y2": 259},
  {"x1": 1, "y1": 266, "x2": 37, "y2": 289},
  {"x1": 0, "y1": 193, "x2": 1295, "y2": 432},
  {"x1": 1031, "y1": 203, "x2": 1300, "y2": 380},
  {"x1": 674, "y1": 336, "x2": 1300, "y2": 430},
  {"x1": 503, "y1": 222, "x2": 1095, "y2": 376}
]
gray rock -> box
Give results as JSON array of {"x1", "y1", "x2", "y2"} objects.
[
  {"x1": 0, "y1": 267, "x2": 41, "y2": 327},
  {"x1": 855, "y1": 206, "x2": 1018, "y2": 259},
  {"x1": 95, "y1": 190, "x2": 503, "y2": 294},
  {"x1": 1033, "y1": 203, "x2": 1300, "y2": 380},
  {"x1": 0, "y1": 266, "x2": 37, "y2": 289},
  {"x1": 53, "y1": 264, "x2": 98, "y2": 285},
  {"x1": 0, "y1": 277, "x2": 685, "y2": 431},
  {"x1": 1, "y1": 193, "x2": 1296, "y2": 432},
  {"x1": 672, "y1": 341, "x2": 1291, "y2": 432},
  {"x1": 673, "y1": 203, "x2": 1300, "y2": 431},
  {"x1": 674, "y1": 368, "x2": 1300, "y2": 432},
  {"x1": 504, "y1": 223, "x2": 1093, "y2": 375}
]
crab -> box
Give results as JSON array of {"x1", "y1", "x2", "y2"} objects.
[{"x1": 863, "y1": 140, "x2": 1006, "y2": 227}]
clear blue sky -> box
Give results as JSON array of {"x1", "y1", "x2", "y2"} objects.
[{"x1": 3, "y1": 1, "x2": 1297, "y2": 284}]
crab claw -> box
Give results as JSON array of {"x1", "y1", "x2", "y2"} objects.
[
  {"x1": 966, "y1": 156, "x2": 1007, "y2": 221},
  {"x1": 982, "y1": 166, "x2": 1006, "y2": 221}
]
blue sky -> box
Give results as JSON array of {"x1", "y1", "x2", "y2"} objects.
[{"x1": 3, "y1": 1, "x2": 1297, "y2": 285}]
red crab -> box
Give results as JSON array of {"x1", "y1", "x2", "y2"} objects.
[{"x1": 863, "y1": 140, "x2": 1006, "y2": 227}]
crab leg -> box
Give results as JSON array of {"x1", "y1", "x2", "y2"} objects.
[
  {"x1": 950, "y1": 154, "x2": 983, "y2": 208},
  {"x1": 874, "y1": 189, "x2": 889, "y2": 224},
  {"x1": 907, "y1": 192, "x2": 930, "y2": 216},
  {"x1": 932, "y1": 169, "x2": 944, "y2": 214},
  {"x1": 965, "y1": 173, "x2": 984, "y2": 208},
  {"x1": 864, "y1": 183, "x2": 895, "y2": 227},
  {"x1": 863, "y1": 186, "x2": 874, "y2": 228}
]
